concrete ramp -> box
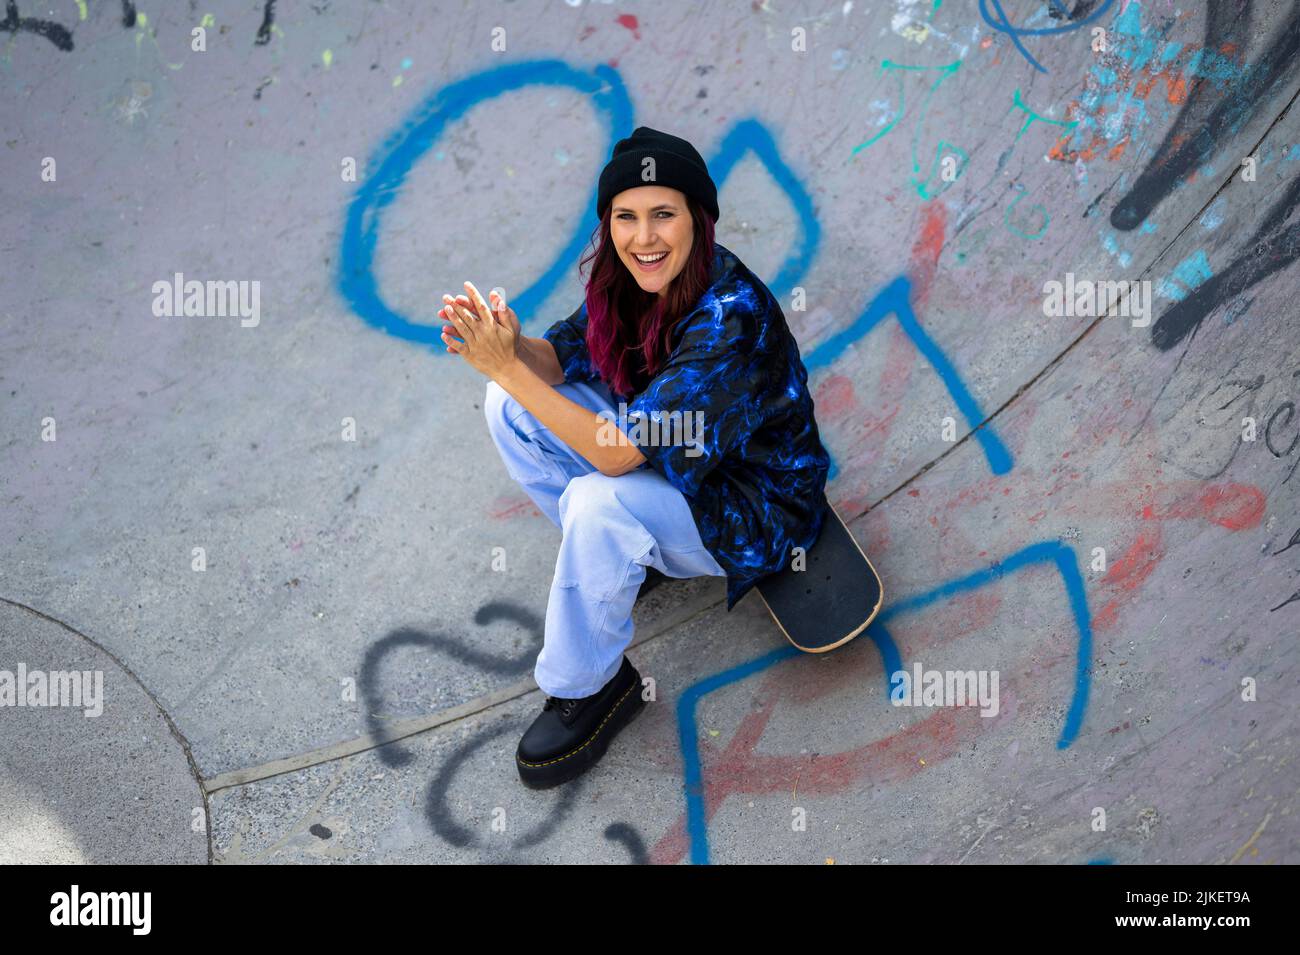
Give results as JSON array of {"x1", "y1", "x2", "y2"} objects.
[{"x1": 1, "y1": 0, "x2": 1296, "y2": 864}]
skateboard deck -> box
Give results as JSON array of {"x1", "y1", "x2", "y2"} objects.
[{"x1": 755, "y1": 504, "x2": 883, "y2": 653}]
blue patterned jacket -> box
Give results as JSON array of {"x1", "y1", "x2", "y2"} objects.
[{"x1": 543, "y1": 242, "x2": 831, "y2": 611}]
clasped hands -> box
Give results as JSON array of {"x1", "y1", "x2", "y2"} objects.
[{"x1": 439, "y1": 281, "x2": 523, "y2": 380}]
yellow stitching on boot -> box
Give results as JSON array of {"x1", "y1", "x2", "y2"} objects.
[{"x1": 517, "y1": 682, "x2": 640, "y2": 768}]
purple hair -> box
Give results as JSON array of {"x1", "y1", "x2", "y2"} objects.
[{"x1": 577, "y1": 195, "x2": 716, "y2": 398}]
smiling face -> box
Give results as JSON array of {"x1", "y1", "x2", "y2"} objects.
[{"x1": 610, "y1": 185, "x2": 694, "y2": 297}]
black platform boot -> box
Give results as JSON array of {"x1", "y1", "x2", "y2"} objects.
[{"x1": 516, "y1": 655, "x2": 646, "y2": 789}]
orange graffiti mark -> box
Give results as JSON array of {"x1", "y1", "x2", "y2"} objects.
[{"x1": 650, "y1": 672, "x2": 1016, "y2": 864}]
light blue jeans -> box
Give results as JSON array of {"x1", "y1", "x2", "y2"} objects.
[{"x1": 483, "y1": 378, "x2": 727, "y2": 698}]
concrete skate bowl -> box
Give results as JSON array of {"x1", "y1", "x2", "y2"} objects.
[{"x1": 1, "y1": 1, "x2": 1295, "y2": 864}]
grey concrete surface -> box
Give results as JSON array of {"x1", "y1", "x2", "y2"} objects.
[
  {"x1": 1, "y1": 0, "x2": 1296, "y2": 863},
  {"x1": 0, "y1": 600, "x2": 207, "y2": 863}
]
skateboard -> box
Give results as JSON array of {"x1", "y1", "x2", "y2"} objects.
[{"x1": 755, "y1": 503, "x2": 883, "y2": 653}]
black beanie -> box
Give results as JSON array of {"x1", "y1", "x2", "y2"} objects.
[{"x1": 597, "y1": 126, "x2": 719, "y2": 224}]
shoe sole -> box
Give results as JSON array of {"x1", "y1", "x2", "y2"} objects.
[{"x1": 516, "y1": 682, "x2": 646, "y2": 790}]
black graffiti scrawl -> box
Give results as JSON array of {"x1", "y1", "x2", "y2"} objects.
[
  {"x1": 0, "y1": 0, "x2": 135, "y2": 50},
  {"x1": 1152, "y1": 170, "x2": 1300, "y2": 351},
  {"x1": 1110, "y1": 2, "x2": 1262, "y2": 231},
  {"x1": 1, "y1": 0, "x2": 76, "y2": 49},
  {"x1": 361, "y1": 601, "x2": 647, "y2": 862},
  {"x1": 1105, "y1": 5, "x2": 1300, "y2": 351},
  {"x1": 0, "y1": 0, "x2": 284, "y2": 51},
  {"x1": 360, "y1": 602, "x2": 543, "y2": 768}
]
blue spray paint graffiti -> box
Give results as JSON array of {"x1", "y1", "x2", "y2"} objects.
[
  {"x1": 707, "y1": 118, "x2": 821, "y2": 296},
  {"x1": 804, "y1": 275, "x2": 1015, "y2": 479},
  {"x1": 338, "y1": 61, "x2": 1006, "y2": 477},
  {"x1": 677, "y1": 539, "x2": 1094, "y2": 864},
  {"x1": 979, "y1": 0, "x2": 1116, "y2": 74},
  {"x1": 338, "y1": 60, "x2": 634, "y2": 344},
  {"x1": 337, "y1": 63, "x2": 819, "y2": 342}
]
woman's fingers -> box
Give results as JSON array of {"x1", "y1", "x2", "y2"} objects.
[
  {"x1": 443, "y1": 284, "x2": 503, "y2": 318},
  {"x1": 450, "y1": 294, "x2": 487, "y2": 324},
  {"x1": 442, "y1": 295, "x2": 477, "y2": 343},
  {"x1": 495, "y1": 301, "x2": 521, "y2": 335},
  {"x1": 464, "y1": 281, "x2": 494, "y2": 323},
  {"x1": 440, "y1": 281, "x2": 511, "y2": 355},
  {"x1": 489, "y1": 289, "x2": 517, "y2": 329},
  {"x1": 447, "y1": 295, "x2": 486, "y2": 331}
]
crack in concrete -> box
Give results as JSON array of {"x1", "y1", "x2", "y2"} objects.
[{"x1": 0, "y1": 595, "x2": 214, "y2": 865}]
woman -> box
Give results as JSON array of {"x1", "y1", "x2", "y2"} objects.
[{"x1": 439, "y1": 127, "x2": 830, "y2": 789}]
